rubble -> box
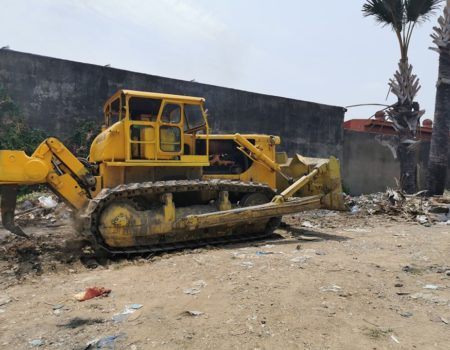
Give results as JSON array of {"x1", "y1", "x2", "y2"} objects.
[
  {"x1": 346, "y1": 189, "x2": 450, "y2": 225},
  {"x1": 13, "y1": 191, "x2": 72, "y2": 228}
]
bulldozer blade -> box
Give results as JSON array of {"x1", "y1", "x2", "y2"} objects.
[
  {"x1": 175, "y1": 195, "x2": 322, "y2": 231},
  {"x1": 0, "y1": 185, "x2": 29, "y2": 238}
]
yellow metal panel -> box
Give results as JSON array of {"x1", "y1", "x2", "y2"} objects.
[
  {"x1": 47, "y1": 172, "x2": 89, "y2": 210},
  {"x1": 45, "y1": 138, "x2": 92, "y2": 182},
  {"x1": 143, "y1": 125, "x2": 156, "y2": 159},
  {"x1": 0, "y1": 150, "x2": 50, "y2": 185},
  {"x1": 198, "y1": 134, "x2": 281, "y2": 145},
  {"x1": 121, "y1": 90, "x2": 205, "y2": 103},
  {"x1": 202, "y1": 161, "x2": 276, "y2": 189},
  {"x1": 90, "y1": 122, "x2": 125, "y2": 162},
  {"x1": 180, "y1": 155, "x2": 209, "y2": 163},
  {"x1": 105, "y1": 161, "x2": 210, "y2": 167}
]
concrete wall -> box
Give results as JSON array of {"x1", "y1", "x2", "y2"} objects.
[
  {"x1": 0, "y1": 50, "x2": 345, "y2": 159},
  {"x1": 343, "y1": 130, "x2": 450, "y2": 195}
]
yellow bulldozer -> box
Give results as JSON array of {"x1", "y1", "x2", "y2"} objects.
[{"x1": 0, "y1": 90, "x2": 345, "y2": 254}]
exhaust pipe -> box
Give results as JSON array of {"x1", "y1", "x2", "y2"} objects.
[{"x1": 0, "y1": 185, "x2": 29, "y2": 238}]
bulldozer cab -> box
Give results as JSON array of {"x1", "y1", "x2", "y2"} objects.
[{"x1": 100, "y1": 90, "x2": 210, "y2": 165}]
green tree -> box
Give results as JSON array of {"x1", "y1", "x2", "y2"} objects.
[
  {"x1": 363, "y1": 0, "x2": 442, "y2": 193},
  {"x1": 428, "y1": 1, "x2": 450, "y2": 194}
]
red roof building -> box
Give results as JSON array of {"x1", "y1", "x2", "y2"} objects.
[{"x1": 343, "y1": 118, "x2": 434, "y2": 141}]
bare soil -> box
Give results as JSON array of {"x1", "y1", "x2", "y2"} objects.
[{"x1": 1, "y1": 210, "x2": 450, "y2": 349}]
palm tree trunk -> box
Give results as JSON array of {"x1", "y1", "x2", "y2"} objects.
[
  {"x1": 398, "y1": 137, "x2": 418, "y2": 194},
  {"x1": 427, "y1": 6, "x2": 450, "y2": 195}
]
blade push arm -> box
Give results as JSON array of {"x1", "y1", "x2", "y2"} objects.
[{"x1": 233, "y1": 133, "x2": 292, "y2": 183}]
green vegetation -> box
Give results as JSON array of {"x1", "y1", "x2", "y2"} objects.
[
  {"x1": 65, "y1": 118, "x2": 100, "y2": 158},
  {"x1": 0, "y1": 85, "x2": 47, "y2": 155}
]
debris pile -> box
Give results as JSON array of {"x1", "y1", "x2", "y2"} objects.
[
  {"x1": 14, "y1": 192, "x2": 72, "y2": 227},
  {"x1": 346, "y1": 189, "x2": 450, "y2": 225}
]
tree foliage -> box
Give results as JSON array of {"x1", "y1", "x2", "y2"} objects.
[{"x1": 363, "y1": 0, "x2": 442, "y2": 59}]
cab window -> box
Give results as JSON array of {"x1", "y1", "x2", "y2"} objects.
[
  {"x1": 160, "y1": 126, "x2": 181, "y2": 152},
  {"x1": 161, "y1": 104, "x2": 181, "y2": 124},
  {"x1": 129, "y1": 97, "x2": 162, "y2": 122},
  {"x1": 184, "y1": 104, "x2": 205, "y2": 131},
  {"x1": 106, "y1": 98, "x2": 121, "y2": 126}
]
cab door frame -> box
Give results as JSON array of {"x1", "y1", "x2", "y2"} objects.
[{"x1": 156, "y1": 100, "x2": 184, "y2": 159}]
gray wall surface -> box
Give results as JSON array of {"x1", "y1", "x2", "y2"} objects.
[
  {"x1": 343, "y1": 130, "x2": 450, "y2": 195},
  {"x1": 342, "y1": 130, "x2": 400, "y2": 195},
  {"x1": 0, "y1": 50, "x2": 345, "y2": 159}
]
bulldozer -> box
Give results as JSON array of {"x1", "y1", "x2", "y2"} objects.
[{"x1": 0, "y1": 90, "x2": 345, "y2": 254}]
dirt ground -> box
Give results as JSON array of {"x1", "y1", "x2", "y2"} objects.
[{"x1": 1, "y1": 210, "x2": 450, "y2": 350}]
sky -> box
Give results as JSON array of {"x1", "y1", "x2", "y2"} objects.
[{"x1": 0, "y1": 0, "x2": 444, "y2": 120}]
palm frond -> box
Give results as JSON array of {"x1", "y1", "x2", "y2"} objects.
[
  {"x1": 362, "y1": 0, "x2": 404, "y2": 31},
  {"x1": 430, "y1": 6, "x2": 450, "y2": 50},
  {"x1": 405, "y1": 0, "x2": 443, "y2": 23},
  {"x1": 389, "y1": 60, "x2": 421, "y2": 104}
]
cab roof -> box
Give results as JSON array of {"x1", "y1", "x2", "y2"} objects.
[{"x1": 104, "y1": 89, "x2": 205, "y2": 109}]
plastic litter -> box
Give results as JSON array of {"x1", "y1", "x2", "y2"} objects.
[
  {"x1": 423, "y1": 284, "x2": 439, "y2": 290},
  {"x1": 320, "y1": 285, "x2": 342, "y2": 293},
  {"x1": 416, "y1": 215, "x2": 428, "y2": 224},
  {"x1": 85, "y1": 333, "x2": 126, "y2": 349},
  {"x1": 38, "y1": 196, "x2": 58, "y2": 209},
  {"x1": 112, "y1": 304, "x2": 143, "y2": 323},
  {"x1": 256, "y1": 251, "x2": 274, "y2": 256},
  {"x1": 350, "y1": 205, "x2": 360, "y2": 214},
  {"x1": 21, "y1": 200, "x2": 34, "y2": 211},
  {"x1": 390, "y1": 335, "x2": 400, "y2": 344},
  {"x1": 183, "y1": 280, "x2": 207, "y2": 295},
  {"x1": 29, "y1": 339, "x2": 44, "y2": 347},
  {"x1": 240, "y1": 261, "x2": 254, "y2": 268},
  {"x1": 301, "y1": 221, "x2": 314, "y2": 228},
  {"x1": 183, "y1": 288, "x2": 201, "y2": 295},
  {"x1": 74, "y1": 287, "x2": 111, "y2": 301}
]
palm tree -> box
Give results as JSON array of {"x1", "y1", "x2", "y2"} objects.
[
  {"x1": 428, "y1": 2, "x2": 450, "y2": 195},
  {"x1": 362, "y1": 0, "x2": 442, "y2": 193}
]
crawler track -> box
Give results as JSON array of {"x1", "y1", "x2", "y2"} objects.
[{"x1": 84, "y1": 179, "x2": 277, "y2": 255}]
